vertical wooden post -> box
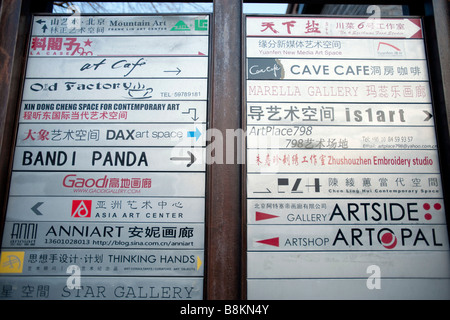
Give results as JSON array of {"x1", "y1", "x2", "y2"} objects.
[
  {"x1": 0, "y1": 0, "x2": 24, "y2": 235},
  {"x1": 206, "y1": 0, "x2": 242, "y2": 299},
  {"x1": 0, "y1": 0, "x2": 52, "y2": 247},
  {"x1": 432, "y1": 0, "x2": 450, "y2": 133}
]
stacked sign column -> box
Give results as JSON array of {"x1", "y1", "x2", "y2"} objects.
[
  {"x1": 246, "y1": 16, "x2": 450, "y2": 299},
  {"x1": 0, "y1": 15, "x2": 209, "y2": 300}
]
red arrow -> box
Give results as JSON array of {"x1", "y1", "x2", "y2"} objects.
[
  {"x1": 255, "y1": 211, "x2": 279, "y2": 221},
  {"x1": 256, "y1": 237, "x2": 279, "y2": 247},
  {"x1": 408, "y1": 19, "x2": 422, "y2": 39}
]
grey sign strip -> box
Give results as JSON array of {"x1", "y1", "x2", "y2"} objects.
[
  {"x1": 247, "y1": 38, "x2": 426, "y2": 59},
  {"x1": 247, "y1": 80, "x2": 432, "y2": 103},
  {"x1": 23, "y1": 78, "x2": 208, "y2": 101},
  {"x1": 2, "y1": 222, "x2": 205, "y2": 249},
  {"x1": 246, "y1": 17, "x2": 423, "y2": 39},
  {"x1": 247, "y1": 224, "x2": 449, "y2": 251},
  {"x1": 247, "y1": 251, "x2": 450, "y2": 278},
  {"x1": 247, "y1": 279, "x2": 450, "y2": 300},
  {"x1": 246, "y1": 125, "x2": 438, "y2": 150},
  {"x1": 246, "y1": 103, "x2": 434, "y2": 126},
  {"x1": 247, "y1": 199, "x2": 446, "y2": 225},
  {"x1": 0, "y1": 276, "x2": 203, "y2": 300},
  {"x1": 247, "y1": 173, "x2": 443, "y2": 199},
  {"x1": 27, "y1": 56, "x2": 209, "y2": 79},
  {"x1": 9, "y1": 172, "x2": 206, "y2": 197},
  {"x1": 28, "y1": 36, "x2": 210, "y2": 57},
  {"x1": 6, "y1": 196, "x2": 205, "y2": 223},
  {"x1": 19, "y1": 100, "x2": 207, "y2": 123},
  {"x1": 247, "y1": 149, "x2": 440, "y2": 173},
  {"x1": 16, "y1": 123, "x2": 206, "y2": 147},
  {"x1": 247, "y1": 58, "x2": 429, "y2": 81},
  {"x1": 32, "y1": 15, "x2": 210, "y2": 36},
  {"x1": 13, "y1": 147, "x2": 206, "y2": 172},
  {"x1": 0, "y1": 249, "x2": 204, "y2": 276}
]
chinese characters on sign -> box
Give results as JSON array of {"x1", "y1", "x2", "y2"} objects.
[
  {"x1": 245, "y1": 16, "x2": 450, "y2": 299},
  {"x1": 0, "y1": 15, "x2": 210, "y2": 300}
]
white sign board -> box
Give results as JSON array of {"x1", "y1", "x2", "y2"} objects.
[
  {"x1": 245, "y1": 15, "x2": 450, "y2": 300},
  {"x1": 0, "y1": 276, "x2": 203, "y2": 300},
  {"x1": 0, "y1": 249, "x2": 204, "y2": 276},
  {"x1": 0, "y1": 14, "x2": 210, "y2": 300}
]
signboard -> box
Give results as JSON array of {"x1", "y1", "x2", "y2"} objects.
[
  {"x1": 0, "y1": 276, "x2": 203, "y2": 300},
  {"x1": 7, "y1": 197, "x2": 205, "y2": 222},
  {"x1": 13, "y1": 147, "x2": 205, "y2": 171},
  {"x1": 0, "y1": 249, "x2": 204, "y2": 276},
  {"x1": 0, "y1": 14, "x2": 210, "y2": 300},
  {"x1": 2, "y1": 222, "x2": 204, "y2": 249},
  {"x1": 247, "y1": 199, "x2": 447, "y2": 225},
  {"x1": 17, "y1": 123, "x2": 206, "y2": 147},
  {"x1": 245, "y1": 15, "x2": 450, "y2": 299},
  {"x1": 19, "y1": 100, "x2": 207, "y2": 123}
]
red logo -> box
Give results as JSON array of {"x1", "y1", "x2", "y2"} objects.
[
  {"x1": 376, "y1": 41, "x2": 404, "y2": 57},
  {"x1": 378, "y1": 230, "x2": 397, "y2": 249},
  {"x1": 256, "y1": 237, "x2": 279, "y2": 247},
  {"x1": 377, "y1": 42, "x2": 401, "y2": 52},
  {"x1": 255, "y1": 211, "x2": 279, "y2": 221},
  {"x1": 71, "y1": 200, "x2": 92, "y2": 218},
  {"x1": 30, "y1": 37, "x2": 94, "y2": 56},
  {"x1": 423, "y1": 202, "x2": 442, "y2": 221}
]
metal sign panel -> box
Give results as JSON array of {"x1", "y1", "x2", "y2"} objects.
[
  {"x1": 247, "y1": 80, "x2": 431, "y2": 103},
  {"x1": 31, "y1": 15, "x2": 210, "y2": 36},
  {"x1": 246, "y1": 103, "x2": 434, "y2": 126},
  {"x1": 10, "y1": 172, "x2": 205, "y2": 197},
  {"x1": 247, "y1": 199, "x2": 447, "y2": 225},
  {"x1": 2, "y1": 222, "x2": 204, "y2": 249},
  {"x1": 16, "y1": 123, "x2": 206, "y2": 147},
  {"x1": 247, "y1": 126, "x2": 438, "y2": 149},
  {"x1": 13, "y1": 147, "x2": 206, "y2": 171},
  {"x1": 26, "y1": 57, "x2": 209, "y2": 79},
  {"x1": 248, "y1": 279, "x2": 450, "y2": 300},
  {"x1": 23, "y1": 78, "x2": 208, "y2": 101},
  {"x1": 0, "y1": 276, "x2": 203, "y2": 300},
  {"x1": 245, "y1": 15, "x2": 450, "y2": 300},
  {"x1": 7, "y1": 197, "x2": 205, "y2": 223},
  {"x1": 248, "y1": 224, "x2": 449, "y2": 251},
  {"x1": 19, "y1": 100, "x2": 207, "y2": 123},
  {"x1": 248, "y1": 149, "x2": 440, "y2": 173},
  {"x1": 0, "y1": 14, "x2": 210, "y2": 300},
  {"x1": 28, "y1": 36, "x2": 209, "y2": 57},
  {"x1": 247, "y1": 173, "x2": 443, "y2": 198},
  {"x1": 247, "y1": 251, "x2": 450, "y2": 278},
  {"x1": 246, "y1": 17, "x2": 424, "y2": 38},
  {"x1": 247, "y1": 58, "x2": 429, "y2": 81},
  {"x1": 0, "y1": 249, "x2": 204, "y2": 276},
  {"x1": 246, "y1": 38, "x2": 427, "y2": 59}
]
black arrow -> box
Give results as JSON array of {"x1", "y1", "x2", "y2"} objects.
[
  {"x1": 164, "y1": 67, "x2": 181, "y2": 75},
  {"x1": 182, "y1": 108, "x2": 199, "y2": 121},
  {"x1": 42, "y1": 24, "x2": 48, "y2": 33},
  {"x1": 423, "y1": 110, "x2": 433, "y2": 121},
  {"x1": 36, "y1": 19, "x2": 46, "y2": 24},
  {"x1": 170, "y1": 151, "x2": 196, "y2": 167},
  {"x1": 254, "y1": 188, "x2": 272, "y2": 194},
  {"x1": 31, "y1": 202, "x2": 44, "y2": 215}
]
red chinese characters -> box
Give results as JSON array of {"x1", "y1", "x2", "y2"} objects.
[{"x1": 30, "y1": 37, "x2": 93, "y2": 56}]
